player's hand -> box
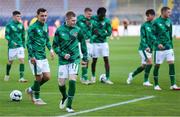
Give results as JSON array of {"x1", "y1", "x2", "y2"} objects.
[
  {"x1": 50, "y1": 49, "x2": 55, "y2": 60},
  {"x1": 30, "y1": 58, "x2": 36, "y2": 64},
  {"x1": 145, "y1": 47, "x2": 150, "y2": 52},
  {"x1": 158, "y1": 44, "x2": 164, "y2": 50},
  {"x1": 64, "y1": 54, "x2": 70, "y2": 60},
  {"x1": 14, "y1": 42, "x2": 17, "y2": 46}
]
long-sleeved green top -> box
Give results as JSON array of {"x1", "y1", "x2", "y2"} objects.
[
  {"x1": 153, "y1": 16, "x2": 173, "y2": 50},
  {"x1": 76, "y1": 15, "x2": 93, "y2": 42},
  {"x1": 5, "y1": 20, "x2": 25, "y2": 49},
  {"x1": 138, "y1": 21, "x2": 155, "y2": 52},
  {"x1": 91, "y1": 15, "x2": 112, "y2": 43},
  {"x1": 27, "y1": 20, "x2": 52, "y2": 60},
  {"x1": 52, "y1": 24, "x2": 88, "y2": 65}
]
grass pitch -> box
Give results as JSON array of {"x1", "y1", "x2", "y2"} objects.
[{"x1": 0, "y1": 36, "x2": 180, "y2": 116}]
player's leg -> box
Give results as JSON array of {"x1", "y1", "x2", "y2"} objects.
[
  {"x1": 26, "y1": 60, "x2": 46, "y2": 104},
  {"x1": 58, "y1": 64, "x2": 68, "y2": 109},
  {"x1": 18, "y1": 58, "x2": 27, "y2": 82},
  {"x1": 81, "y1": 42, "x2": 92, "y2": 85},
  {"x1": 58, "y1": 78, "x2": 67, "y2": 109},
  {"x1": 101, "y1": 42, "x2": 113, "y2": 84},
  {"x1": 40, "y1": 59, "x2": 51, "y2": 86},
  {"x1": 81, "y1": 60, "x2": 91, "y2": 85},
  {"x1": 127, "y1": 64, "x2": 145, "y2": 84},
  {"x1": 103, "y1": 56, "x2": 113, "y2": 84},
  {"x1": 4, "y1": 48, "x2": 15, "y2": 81},
  {"x1": 143, "y1": 51, "x2": 153, "y2": 86},
  {"x1": 166, "y1": 49, "x2": 180, "y2": 90},
  {"x1": 127, "y1": 51, "x2": 146, "y2": 84},
  {"x1": 143, "y1": 59, "x2": 152, "y2": 86},
  {"x1": 91, "y1": 57, "x2": 97, "y2": 83},
  {"x1": 4, "y1": 60, "x2": 13, "y2": 81},
  {"x1": 66, "y1": 63, "x2": 79, "y2": 112},
  {"x1": 153, "y1": 64, "x2": 161, "y2": 90},
  {"x1": 153, "y1": 51, "x2": 164, "y2": 90},
  {"x1": 18, "y1": 47, "x2": 27, "y2": 82}
]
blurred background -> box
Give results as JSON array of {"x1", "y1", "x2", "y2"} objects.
[{"x1": 0, "y1": 0, "x2": 179, "y2": 38}]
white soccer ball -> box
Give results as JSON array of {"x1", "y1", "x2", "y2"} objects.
[
  {"x1": 10, "y1": 90, "x2": 22, "y2": 101},
  {"x1": 99, "y1": 74, "x2": 106, "y2": 83}
]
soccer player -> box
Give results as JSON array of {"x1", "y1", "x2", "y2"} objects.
[
  {"x1": 91, "y1": 7, "x2": 113, "y2": 84},
  {"x1": 26, "y1": 8, "x2": 55, "y2": 105},
  {"x1": 127, "y1": 9, "x2": 155, "y2": 86},
  {"x1": 76, "y1": 7, "x2": 93, "y2": 85},
  {"x1": 4, "y1": 10, "x2": 27, "y2": 82},
  {"x1": 52, "y1": 11, "x2": 88, "y2": 112},
  {"x1": 153, "y1": 7, "x2": 180, "y2": 90}
]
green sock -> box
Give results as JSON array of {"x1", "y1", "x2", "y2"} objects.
[
  {"x1": 19, "y1": 64, "x2": 24, "y2": 79},
  {"x1": 67, "y1": 80, "x2": 76, "y2": 108},
  {"x1": 81, "y1": 67, "x2": 88, "y2": 80},
  {"x1": 132, "y1": 66, "x2": 145, "y2": 77},
  {"x1": 6, "y1": 64, "x2": 11, "y2": 75},
  {"x1": 59, "y1": 85, "x2": 67, "y2": 100},
  {"x1": 106, "y1": 71, "x2": 110, "y2": 80},
  {"x1": 144, "y1": 64, "x2": 152, "y2": 82},
  {"x1": 169, "y1": 64, "x2": 175, "y2": 86},
  {"x1": 40, "y1": 78, "x2": 48, "y2": 86},
  {"x1": 32, "y1": 80, "x2": 40, "y2": 99},
  {"x1": 153, "y1": 65, "x2": 160, "y2": 86},
  {"x1": 92, "y1": 71, "x2": 95, "y2": 77}
]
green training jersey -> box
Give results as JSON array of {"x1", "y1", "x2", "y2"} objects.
[
  {"x1": 76, "y1": 15, "x2": 93, "y2": 42},
  {"x1": 52, "y1": 24, "x2": 88, "y2": 65},
  {"x1": 138, "y1": 21, "x2": 155, "y2": 51},
  {"x1": 5, "y1": 20, "x2": 25, "y2": 49},
  {"x1": 91, "y1": 15, "x2": 112, "y2": 43},
  {"x1": 27, "y1": 21, "x2": 52, "y2": 60},
  {"x1": 153, "y1": 16, "x2": 173, "y2": 50}
]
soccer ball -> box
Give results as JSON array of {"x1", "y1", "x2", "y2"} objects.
[
  {"x1": 99, "y1": 74, "x2": 107, "y2": 83},
  {"x1": 10, "y1": 90, "x2": 22, "y2": 101}
]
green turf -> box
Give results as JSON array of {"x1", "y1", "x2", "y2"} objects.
[{"x1": 0, "y1": 36, "x2": 180, "y2": 116}]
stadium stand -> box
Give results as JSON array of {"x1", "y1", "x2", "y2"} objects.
[{"x1": 171, "y1": 0, "x2": 180, "y2": 24}]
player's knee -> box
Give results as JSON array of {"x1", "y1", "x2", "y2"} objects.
[
  {"x1": 58, "y1": 78, "x2": 65, "y2": 86},
  {"x1": 44, "y1": 74, "x2": 50, "y2": 80},
  {"x1": 168, "y1": 61, "x2": 174, "y2": 64},
  {"x1": 8, "y1": 61, "x2": 13, "y2": 64},
  {"x1": 69, "y1": 75, "x2": 77, "y2": 81},
  {"x1": 19, "y1": 58, "x2": 24, "y2": 63}
]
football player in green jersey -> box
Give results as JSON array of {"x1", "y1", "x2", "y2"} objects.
[
  {"x1": 153, "y1": 7, "x2": 180, "y2": 90},
  {"x1": 76, "y1": 8, "x2": 93, "y2": 85},
  {"x1": 127, "y1": 9, "x2": 155, "y2": 86},
  {"x1": 26, "y1": 8, "x2": 55, "y2": 105},
  {"x1": 91, "y1": 7, "x2": 113, "y2": 84},
  {"x1": 4, "y1": 11, "x2": 27, "y2": 82},
  {"x1": 53, "y1": 11, "x2": 88, "y2": 113}
]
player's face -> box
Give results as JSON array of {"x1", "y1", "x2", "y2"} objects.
[
  {"x1": 85, "y1": 11, "x2": 92, "y2": 19},
  {"x1": 146, "y1": 14, "x2": 155, "y2": 21},
  {"x1": 13, "y1": 14, "x2": 22, "y2": 23},
  {"x1": 37, "y1": 11, "x2": 48, "y2": 23},
  {"x1": 162, "y1": 9, "x2": 171, "y2": 18},
  {"x1": 66, "y1": 17, "x2": 77, "y2": 27}
]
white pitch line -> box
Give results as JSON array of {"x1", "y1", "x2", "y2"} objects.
[{"x1": 59, "y1": 95, "x2": 155, "y2": 117}]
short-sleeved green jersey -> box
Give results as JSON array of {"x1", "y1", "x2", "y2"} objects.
[
  {"x1": 153, "y1": 16, "x2": 173, "y2": 50},
  {"x1": 27, "y1": 20, "x2": 52, "y2": 60},
  {"x1": 5, "y1": 20, "x2": 25, "y2": 49},
  {"x1": 138, "y1": 21, "x2": 155, "y2": 51},
  {"x1": 76, "y1": 15, "x2": 93, "y2": 42},
  {"x1": 52, "y1": 24, "x2": 88, "y2": 65},
  {"x1": 91, "y1": 16, "x2": 112, "y2": 43}
]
